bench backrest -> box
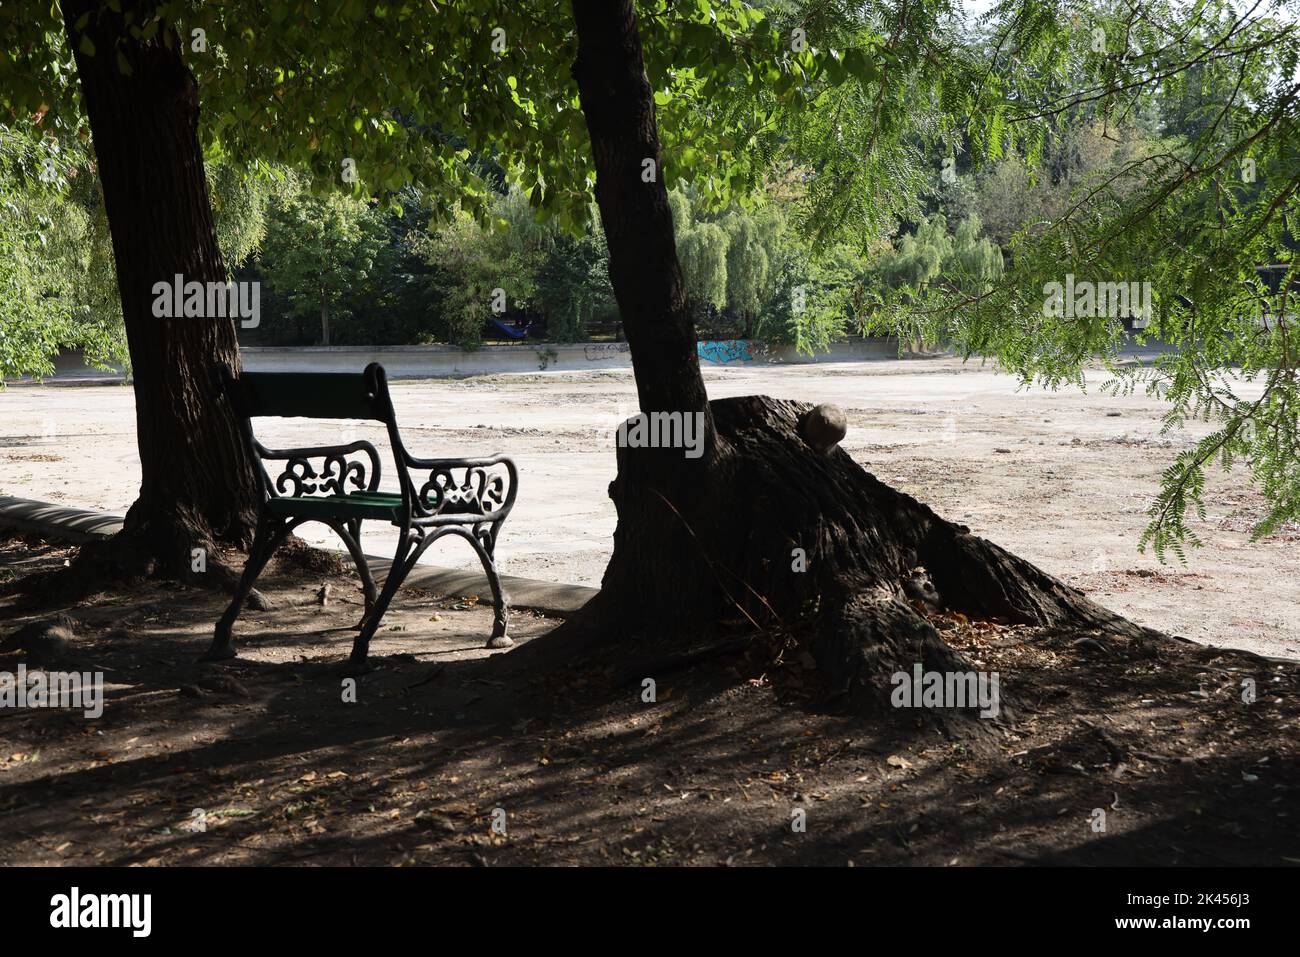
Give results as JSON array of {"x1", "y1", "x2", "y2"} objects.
[{"x1": 217, "y1": 362, "x2": 396, "y2": 423}]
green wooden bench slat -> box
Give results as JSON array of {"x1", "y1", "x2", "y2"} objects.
[
  {"x1": 267, "y1": 492, "x2": 403, "y2": 521},
  {"x1": 236, "y1": 370, "x2": 387, "y2": 420}
]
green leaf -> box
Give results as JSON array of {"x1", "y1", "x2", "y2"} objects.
[{"x1": 842, "y1": 48, "x2": 877, "y2": 85}]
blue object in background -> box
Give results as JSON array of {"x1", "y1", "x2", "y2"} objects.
[{"x1": 697, "y1": 340, "x2": 754, "y2": 363}]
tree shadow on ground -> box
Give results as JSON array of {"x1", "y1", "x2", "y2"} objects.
[{"x1": 1, "y1": 533, "x2": 1296, "y2": 865}]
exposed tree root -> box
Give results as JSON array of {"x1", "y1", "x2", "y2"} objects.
[
  {"x1": 522, "y1": 394, "x2": 1185, "y2": 722},
  {"x1": 6, "y1": 529, "x2": 274, "y2": 614},
  {"x1": 274, "y1": 535, "x2": 347, "y2": 577}
]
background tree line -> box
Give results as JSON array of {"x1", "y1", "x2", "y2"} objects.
[
  {"x1": 2, "y1": 0, "x2": 1296, "y2": 564},
  {"x1": 4, "y1": 108, "x2": 1175, "y2": 368}
]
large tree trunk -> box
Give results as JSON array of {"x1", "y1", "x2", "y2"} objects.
[
  {"x1": 64, "y1": 1, "x2": 259, "y2": 571},
  {"x1": 565, "y1": 0, "x2": 1133, "y2": 715},
  {"x1": 571, "y1": 0, "x2": 719, "y2": 606},
  {"x1": 570, "y1": 0, "x2": 712, "y2": 432}
]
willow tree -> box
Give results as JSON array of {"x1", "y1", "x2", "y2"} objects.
[{"x1": 2, "y1": 0, "x2": 1297, "y2": 708}]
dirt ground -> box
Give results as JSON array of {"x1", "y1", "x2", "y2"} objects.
[
  {"x1": 3, "y1": 358, "x2": 1297, "y2": 661},
  {"x1": 1, "y1": 532, "x2": 1296, "y2": 867}
]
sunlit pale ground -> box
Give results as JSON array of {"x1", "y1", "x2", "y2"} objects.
[{"x1": 3, "y1": 358, "x2": 1296, "y2": 660}]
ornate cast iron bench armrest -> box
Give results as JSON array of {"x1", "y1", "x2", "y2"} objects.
[
  {"x1": 254, "y1": 440, "x2": 384, "y2": 499},
  {"x1": 399, "y1": 451, "x2": 518, "y2": 524}
]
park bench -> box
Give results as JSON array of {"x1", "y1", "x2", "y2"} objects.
[{"x1": 203, "y1": 362, "x2": 518, "y2": 670}]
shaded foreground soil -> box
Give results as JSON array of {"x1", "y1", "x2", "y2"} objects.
[{"x1": 1, "y1": 531, "x2": 1297, "y2": 866}]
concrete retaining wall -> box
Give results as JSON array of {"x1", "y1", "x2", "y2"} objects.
[
  {"x1": 23, "y1": 338, "x2": 917, "y2": 384},
  {"x1": 240, "y1": 338, "x2": 908, "y2": 378}
]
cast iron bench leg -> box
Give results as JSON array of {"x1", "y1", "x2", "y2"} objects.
[
  {"x1": 346, "y1": 530, "x2": 419, "y2": 672},
  {"x1": 328, "y1": 518, "x2": 378, "y2": 627},
  {"x1": 475, "y1": 529, "x2": 511, "y2": 649},
  {"x1": 203, "y1": 516, "x2": 291, "y2": 662}
]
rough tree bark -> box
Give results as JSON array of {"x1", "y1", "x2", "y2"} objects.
[
  {"x1": 565, "y1": 0, "x2": 1138, "y2": 715},
  {"x1": 63, "y1": 1, "x2": 259, "y2": 573},
  {"x1": 570, "y1": 0, "x2": 718, "y2": 608}
]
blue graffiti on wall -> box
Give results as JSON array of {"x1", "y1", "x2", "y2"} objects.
[{"x1": 697, "y1": 339, "x2": 754, "y2": 364}]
